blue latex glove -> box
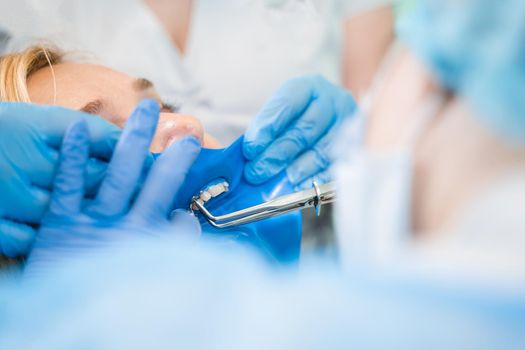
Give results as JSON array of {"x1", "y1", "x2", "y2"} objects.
[
  {"x1": 243, "y1": 75, "x2": 357, "y2": 189},
  {"x1": 0, "y1": 103, "x2": 120, "y2": 258},
  {"x1": 26, "y1": 100, "x2": 201, "y2": 273}
]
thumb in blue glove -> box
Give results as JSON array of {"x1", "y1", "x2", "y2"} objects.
[
  {"x1": 0, "y1": 103, "x2": 121, "y2": 257},
  {"x1": 27, "y1": 100, "x2": 201, "y2": 274},
  {"x1": 243, "y1": 75, "x2": 356, "y2": 189}
]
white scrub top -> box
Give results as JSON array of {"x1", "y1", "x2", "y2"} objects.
[
  {"x1": 181, "y1": 0, "x2": 346, "y2": 143},
  {"x1": 1, "y1": 0, "x2": 389, "y2": 144}
]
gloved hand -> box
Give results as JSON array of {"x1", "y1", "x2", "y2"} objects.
[
  {"x1": 243, "y1": 75, "x2": 357, "y2": 189},
  {"x1": 26, "y1": 100, "x2": 201, "y2": 273},
  {"x1": 0, "y1": 103, "x2": 121, "y2": 257}
]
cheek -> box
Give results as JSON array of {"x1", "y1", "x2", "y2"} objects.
[{"x1": 150, "y1": 114, "x2": 205, "y2": 153}]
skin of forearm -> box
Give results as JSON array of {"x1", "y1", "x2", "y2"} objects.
[{"x1": 342, "y1": 6, "x2": 395, "y2": 100}]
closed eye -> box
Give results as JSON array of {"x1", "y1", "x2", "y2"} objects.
[
  {"x1": 160, "y1": 100, "x2": 181, "y2": 113},
  {"x1": 80, "y1": 99, "x2": 104, "y2": 115}
]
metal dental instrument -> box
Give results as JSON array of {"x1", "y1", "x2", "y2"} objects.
[{"x1": 191, "y1": 181, "x2": 336, "y2": 229}]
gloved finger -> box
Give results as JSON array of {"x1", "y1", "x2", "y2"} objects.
[
  {"x1": 0, "y1": 173, "x2": 51, "y2": 224},
  {"x1": 286, "y1": 127, "x2": 336, "y2": 186},
  {"x1": 0, "y1": 218, "x2": 37, "y2": 257},
  {"x1": 87, "y1": 100, "x2": 160, "y2": 218},
  {"x1": 332, "y1": 89, "x2": 357, "y2": 120},
  {"x1": 243, "y1": 76, "x2": 318, "y2": 160},
  {"x1": 84, "y1": 158, "x2": 108, "y2": 196},
  {"x1": 294, "y1": 168, "x2": 333, "y2": 191},
  {"x1": 244, "y1": 95, "x2": 335, "y2": 184},
  {"x1": 169, "y1": 210, "x2": 202, "y2": 238},
  {"x1": 48, "y1": 120, "x2": 91, "y2": 217},
  {"x1": 31, "y1": 104, "x2": 121, "y2": 161},
  {"x1": 132, "y1": 137, "x2": 201, "y2": 221},
  {"x1": 18, "y1": 146, "x2": 109, "y2": 196},
  {"x1": 9, "y1": 139, "x2": 59, "y2": 191},
  {"x1": 0, "y1": 103, "x2": 118, "y2": 192},
  {"x1": 84, "y1": 152, "x2": 154, "y2": 196}
]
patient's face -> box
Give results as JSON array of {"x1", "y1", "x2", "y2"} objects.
[{"x1": 27, "y1": 63, "x2": 219, "y2": 152}]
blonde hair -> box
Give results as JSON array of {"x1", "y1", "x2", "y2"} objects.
[{"x1": 0, "y1": 46, "x2": 63, "y2": 103}]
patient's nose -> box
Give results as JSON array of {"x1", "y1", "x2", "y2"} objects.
[{"x1": 150, "y1": 113, "x2": 204, "y2": 153}]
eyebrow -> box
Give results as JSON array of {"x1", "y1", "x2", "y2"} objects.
[
  {"x1": 133, "y1": 78, "x2": 154, "y2": 91},
  {"x1": 80, "y1": 99, "x2": 104, "y2": 115},
  {"x1": 79, "y1": 78, "x2": 156, "y2": 115}
]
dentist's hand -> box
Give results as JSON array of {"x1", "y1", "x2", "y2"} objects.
[
  {"x1": 0, "y1": 103, "x2": 120, "y2": 257},
  {"x1": 27, "y1": 100, "x2": 201, "y2": 273},
  {"x1": 243, "y1": 75, "x2": 356, "y2": 189}
]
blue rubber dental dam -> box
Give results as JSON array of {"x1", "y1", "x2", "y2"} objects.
[{"x1": 172, "y1": 137, "x2": 302, "y2": 263}]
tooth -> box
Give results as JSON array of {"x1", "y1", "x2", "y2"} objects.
[
  {"x1": 208, "y1": 184, "x2": 223, "y2": 197},
  {"x1": 200, "y1": 191, "x2": 212, "y2": 202}
]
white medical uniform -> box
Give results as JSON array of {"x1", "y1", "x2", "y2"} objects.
[{"x1": 0, "y1": 0, "x2": 390, "y2": 144}]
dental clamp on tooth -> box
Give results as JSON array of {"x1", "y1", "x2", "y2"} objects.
[{"x1": 190, "y1": 181, "x2": 336, "y2": 229}]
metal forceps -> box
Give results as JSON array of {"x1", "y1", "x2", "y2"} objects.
[{"x1": 191, "y1": 181, "x2": 336, "y2": 229}]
